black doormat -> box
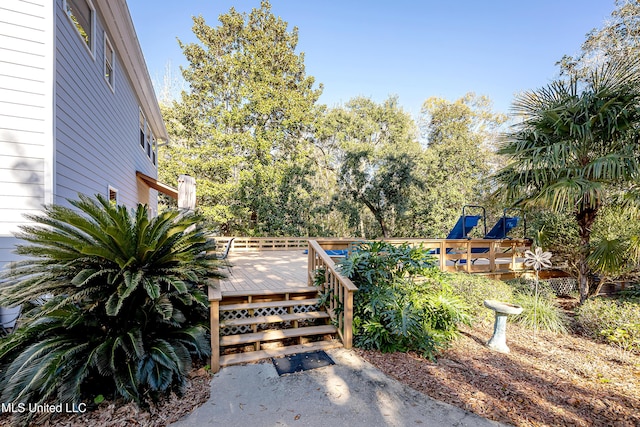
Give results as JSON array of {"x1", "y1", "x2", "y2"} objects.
[{"x1": 272, "y1": 350, "x2": 335, "y2": 376}]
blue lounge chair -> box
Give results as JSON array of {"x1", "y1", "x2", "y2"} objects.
[
  {"x1": 461, "y1": 216, "x2": 521, "y2": 263},
  {"x1": 484, "y1": 216, "x2": 520, "y2": 239},
  {"x1": 429, "y1": 215, "x2": 482, "y2": 255},
  {"x1": 446, "y1": 215, "x2": 482, "y2": 239}
]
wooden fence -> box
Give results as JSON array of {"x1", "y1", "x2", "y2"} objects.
[{"x1": 213, "y1": 236, "x2": 308, "y2": 252}]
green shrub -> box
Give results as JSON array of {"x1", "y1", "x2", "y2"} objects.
[
  {"x1": 0, "y1": 195, "x2": 221, "y2": 420},
  {"x1": 621, "y1": 282, "x2": 640, "y2": 298},
  {"x1": 576, "y1": 296, "x2": 640, "y2": 352},
  {"x1": 445, "y1": 273, "x2": 513, "y2": 322},
  {"x1": 340, "y1": 242, "x2": 470, "y2": 359}
]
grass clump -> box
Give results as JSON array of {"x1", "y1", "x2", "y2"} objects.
[
  {"x1": 445, "y1": 273, "x2": 513, "y2": 322},
  {"x1": 511, "y1": 293, "x2": 569, "y2": 334},
  {"x1": 504, "y1": 278, "x2": 569, "y2": 334},
  {"x1": 446, "y1": 275, "x2": 569, "y2": 333}
]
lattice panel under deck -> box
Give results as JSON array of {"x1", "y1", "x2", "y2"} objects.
[
  {"x1": 547, "y1": 277, "x2": 578, "y2": 296},
  {"x1": 220, "y1": 303, "x2": 323, "y2": 336},
  {"x1": 220, "y1": 309, "x2": 251, "y2": 335}
]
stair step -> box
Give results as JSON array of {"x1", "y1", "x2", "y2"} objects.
[
  {"x1": 221, "y1": 311, "x2": 330, "y2": 328},
  {"x1": 219, "y1": 340, "x2": 342, "y2": 367},
  {"x1": 220, "y1": 298, "x2": 319, "y2": 312},
  {"x1": 220, "y1": 325, "x2": 337, "y2": 346},
  {"x1": 221, "y1": 287, "x2": 318, "y2": 298}
]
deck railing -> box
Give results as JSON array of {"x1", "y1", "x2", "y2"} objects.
[
  {"x1": 207, "y1": 281, "x2": 222, "y2": 373},
  {"x1": 307, "y1": 240, "x2": 358, "y2": 349},
  {"x1": 213, "y1": 236, "x2": 531, "y2": 274},
  {"x1": 313, "y1": 238, "x2": 531, "y2": 275},
  {"x1": 214, "y1": 236, "x2": 308, "y2": 252}
]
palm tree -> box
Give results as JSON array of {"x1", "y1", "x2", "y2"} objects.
[
  {"x1": 0, "y1": 195, "x2": 222, "y2": 420},
  {"x1": 495, "y1": 57, "x2": 640, "y2": 303}
]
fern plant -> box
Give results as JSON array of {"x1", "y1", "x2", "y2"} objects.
[{"x1": 0, "y1": 194, "x2": 221, "y2": 417}]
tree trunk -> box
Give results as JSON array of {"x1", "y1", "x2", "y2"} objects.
[
  {"x1": 360, "y1": 198, "x2": 389, "y2": 238},
  {"x1": 378, "y1": 216, "x2": 389, "y2": 239},
  {"x1": 576, "y1": 207, "x2": 598, "y2": 304}
]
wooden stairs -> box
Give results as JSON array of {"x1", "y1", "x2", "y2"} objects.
[{"x1": 212, "y1": 287, "x2": 342, "y2": 369}]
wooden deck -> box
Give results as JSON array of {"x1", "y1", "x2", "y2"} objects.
[
  {"x1": 220, "y1": 250, "x2": 310, "y2": 293},
  {"x1": 216, "y1": 237, "x2": 533, "y2": 293}
]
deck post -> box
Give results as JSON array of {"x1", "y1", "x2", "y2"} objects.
[
  {"x1": 439, "y1": 240, "x2": 446, "y2": 270},
  {"x1": 208, "y1": 283, "x2": 222, "y2": 373},
  {"x1": 308, "y1": 242, "x2": 314, "y2": 286},
  {"x1": 343, "y1": 290, "x2": 354, "y2": 349},
  {"x1": 489, "y1": 242, "x2": 496, "y2": 272}
]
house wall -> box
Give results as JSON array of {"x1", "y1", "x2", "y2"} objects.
[
  {"x1": 0, "y1": 0, "x2": 54, "y2": 267},
  {"x1": 54, "y1": 0, "x2": 157, "y2": 210}
]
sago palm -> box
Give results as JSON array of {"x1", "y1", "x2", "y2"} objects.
[
  {"x1": 0, "y1": 194, "x2": 221, "y2": 417},
  {"x1": 495, "y1": 57, "x2": 640, "y2": 303}
]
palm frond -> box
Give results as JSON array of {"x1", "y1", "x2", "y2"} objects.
[{"x1": 0, "y1": 194, "x2": 219, "y2": 409}]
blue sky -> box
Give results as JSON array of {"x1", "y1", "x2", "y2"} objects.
[{"x1": 127, "y1": 0, "x2": 614, "y2": 117}]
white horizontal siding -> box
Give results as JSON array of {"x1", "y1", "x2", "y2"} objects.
[
  {"x1": 0, "y1": 46, "x2": 45, "y2": 68},
  {"x1": 0, "y1": 167, "x2": 43, "y2": 183},
  {"x1": 0, "y1": 87, "x2": 45, "y2": 107},
  {"x1": 0, "y1": 115, "x2": 46, "y2": 134},
  {"x1": 0, "y1": 195, "x2": 43, "y2": 210},
  {"x1": 1, "y1": 1, "x2": 45, "y2": 19},
  {"x1": 0, "y1": 73, "x2": 45, "y2": 93},
  {"x1": 0, "y1": 0, "x2": 51, "y2": 239},
  {"x1": 55, "y1": 1, "x2": 158, "y2": 211},
  {"x1": 0, "y1": 33, "x2": 46, "y2": 56},
  {"x1": 0, "y1": 141, "x2": 47, "y2": 156},
  {"x1": 0, "y1": 236, "x2": 22, "y2": 271},
  {"x1": 0, "y1": 5, "x2": 46, "y2": 31},
  {"x1": 0, "y1": 60, "x2": 45, "y2": 81},
  {"x1": 0, "y1": 102, "x2": 45, "y2": 120},
  {"x1": 0, "y1": 20, "x2": 45, "y2": 42}
]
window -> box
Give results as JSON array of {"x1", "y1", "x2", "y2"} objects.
[
  {"x1": 138, "y1": 108, "x2": 157, "y2": 166},
  {"x1": 139, "y1": 109, "x2": 146, "y2": 149},
  {"x1": 108, "y1": 186, "x2": 118, "y2": 204},
  {"x1": 151, "y1": 135, "x2": 157, "y2": 165},
  {"x1": 104, "y1": 34, "x2": 114, "y2": 90},
  {"x1": 65, "y1": 0, "x2": 95, "y2": 56}
]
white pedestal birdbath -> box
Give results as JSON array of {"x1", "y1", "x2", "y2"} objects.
[{"x1": 483, "y1": 300, "x2": 523, "y2": 353}]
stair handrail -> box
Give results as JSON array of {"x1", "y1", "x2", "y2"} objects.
[{"x1": 307, "y1": 240, "x2": 358, "y2": 349}]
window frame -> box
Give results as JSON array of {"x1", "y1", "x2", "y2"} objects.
[
  {"x1": 139, "y1": 109, "x2": 146, "y2": 149},
  {"x1": 108, "y1": 186, "x2": 119, "y2": 204},
  {"x1": 64, "y1": 0, "x2": 96, "y2": 59},
  {"x1": 138, "y1": 108, "x2": 157, "y2": 167},
  {"x1": 104, "y1": 33, "x2": 115, "y2": 92}
]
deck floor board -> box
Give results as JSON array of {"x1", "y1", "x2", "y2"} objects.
[{"x1": 219, "y1": 250, "x2": 310, "y2": 293}]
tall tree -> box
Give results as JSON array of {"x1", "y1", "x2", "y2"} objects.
[
  {"x1": 559, "y1": 0, "x2": 640, "y2": 76},
  {"x1": 403, "y1": 94, "x2": 505, "y2": 238},
  {"x1": 318, "y1": 97, "x2": 420, "y2": 238},
  {"x1": 494, "y1": 58, "x2": 640, "y2": 303},
  {"x1": 160, "y1": 1, "x2": 322, "y2": 235}
]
